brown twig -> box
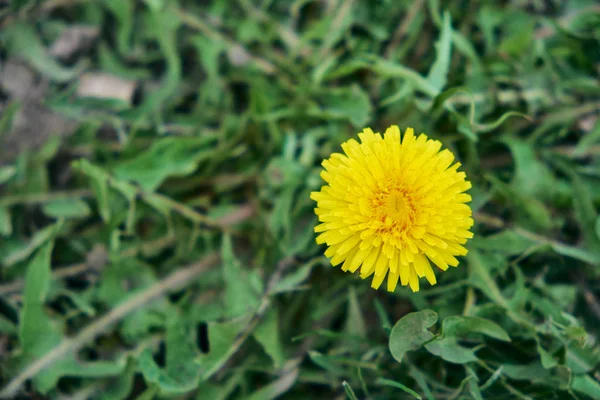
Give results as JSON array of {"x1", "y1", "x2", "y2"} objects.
[{"x1": 0, "y1": 252, "x2": 220, "y2": 399}]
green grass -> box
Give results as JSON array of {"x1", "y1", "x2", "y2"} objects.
[{"x1": 1, "y1": 0, "x2": 600, "y2": 399}]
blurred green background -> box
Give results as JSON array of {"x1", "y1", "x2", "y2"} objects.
[{"x1": 1, "y1": 0, "x2": 600, "y2": 399}]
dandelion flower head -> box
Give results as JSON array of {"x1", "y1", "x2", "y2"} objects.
[{"x1": 311, "y1": 126, "x2": 474, "y2": 292}]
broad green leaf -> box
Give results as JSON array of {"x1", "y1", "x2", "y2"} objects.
[
  {"x1": 20, "y1": 242, "x2": 56, "y2": 353},
  {"x1": 572, "y1": 375, "x2": 600, "y2": 399},
  {"x1": 442, "y1": 316, "x2": 510, "y2": 342},
  {"x1": 425, "y1": 337, "x2": 478, "y2": 364},
  {"x1": 138, "y1": 313, "x2": 199, "y2": 395},
  {"x1": 567, "y1": 345, "x2": 599, "y2": 374},
  {"x1": 253, "y1": 307, "x2": 285, "y2": 368},
  {"x1": 426, "y1": 10, "x2": 452, "y2": 93},
  {"x1": 42, "y1": 198, "x2": 91, "y2": 219},
  {"x1": 389, "y1": 310, "x2": 438, "y2": 363},
  {"x1": 221, "y1": 234, "x2": 261, "y2": 318},
  {"x1": 502, "y1": 363, "x2": 571, "y2": 389},
  {"x1": 113, "y1": 136, "x2": 217, "y2": 192}
]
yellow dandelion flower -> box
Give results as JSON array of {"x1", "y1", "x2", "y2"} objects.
[{"x1": 310, "y1": 126, "x2": 474, "y2": 292}]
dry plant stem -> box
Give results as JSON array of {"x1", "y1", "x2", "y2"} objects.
[
  {"x1": 0, "y1": 189, "x2": 92, "y2": 207},
  {"x1": 176, "y1": 10, "x2": 276, "y2": 75},
  {"x1": 0, "y1": 204, "x2": 254, "y2": 296},
  {"x1": 201, "y1": 256, "x2": 296, "y2": 381},
  {"x1": 0, "y1": 252, "x2": 220, "y2": 399},
  {"x1": 384, "y1": 0, "x2": 425, "y2": 59}
]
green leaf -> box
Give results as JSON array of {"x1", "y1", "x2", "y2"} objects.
[
  {"x1": 467, "y1": 250, "x2": 509, "y2": 309},
  {"x1": 138, "y1": 313, "x2": 200, "y2": 395},
  {"x1": 569, "y1": 170, "x2": 600, "y2": 253},
  {"x1": 476, "y1": 111, "x2": 531, "y2": 133},
  {"x1": 253, "y1": 307, "x2": 285, "y2": 368},
  {"x1": 425, "y1": 337, "x2": 478, "y2": 364},
  {"x1": 342, "y1": 381, "x2": 360, "y2": 400},
  {"x1": 376, "y1": 378, "x2": 422, "y2": 399},
  {"x1": 17, "y1": 242, "x2": 125, "y2": 393},
  {"x1": 426, "y1": 10, "x2": 452, "y2": 93},
  {"x1": 572, "y1": 375, "x2": 600, "y2": 399},
  {"x1": 504, "y1": 138, "x2": 557, "y2": 201},
  {"x1": 389, "y1": 310, "x2": 438, "y2": 363},
  {"x1": 42, "y1": 198, "x2": 91, "y2": 219},
  {"x1": 0, "y1": 207, "x2": 12, "y2": 236},
  {"x1": 442, "y1": 316, "x2": 511, "y2": 342},
  {"x1": 4, "y1": 23, "x2": 82, "y2": 81},
  {"x1": 20, "y1": 242, "x2": 55, "y2": 350},
  {"x1": 246, "y1": 365, "x2": 299, "y2": 400},
  {"x1": 99, "y1": 357, "x2": 137, "y2": 400},
  {"x1": 221, "y1": 234, "x2": 261, "y2": 318},
  {"x1": 271, "y1": 259, "x2": 316, "y2": 294},
  {"x1": 367, "y1": 56, "x2": 438, "y2": 97},
  {"x1": 345, "y1": 286, "x2": 366, "y2": 339},
  {"x1": 310, "y1": 85, "x2": 372, "y2": 127},
  {"x1": 0, "y1": 165, "x2": 16, "y2": 184},
  {"x1": 113, "y1": 136, "x2": 217, "y2": 192},
  {"x1": 0, "y1": 314, "x2": 17, "y2": 334},
  {"x1": 472, "y1": 230, "x2": 537, "y2": 256},
  {"x1": 198, "y1": 316, "x2": 250, "y2": 381},
  {"x1": 3, "y1": 220, "x2": 63, "y2": 268}
]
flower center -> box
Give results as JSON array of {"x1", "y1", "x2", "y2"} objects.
[
  {"x1": 372, "y1": 187, "x2": 416, "y2": 236},
  {"x1": 385, "y1": 191, "x2": 411, "y2": 222}
]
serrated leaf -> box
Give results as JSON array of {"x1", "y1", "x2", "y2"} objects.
[{"x1": 389, "y1": 310, "x2": 438, "y2": 363}]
